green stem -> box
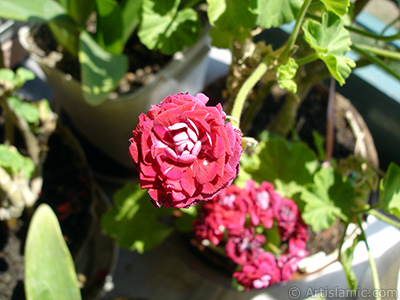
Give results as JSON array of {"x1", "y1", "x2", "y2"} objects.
[
  {"x1": 347, "y1": 25, "x2": 400, "y2": 42},
  {"x1": 280, "y1": 0, "x2": 313, "y2": 63},
  {"x1": 352, "y1": 203, "x2": 381, "y2": 214},
  {"x1": 381, "y1": 15, "x2": 400, "y2": 36},
  {"x1": 358, "y1": 217, "x2": 381, "y2": 300},
  {"x1": 296, "y1": 52, "x2": 319, "y2": 65},
  {"x1": 229, "y1": 56, "x2": 269, "y2": 129},
  {"x1": 353, "y1": 43, "x2": 400, "y2": 60},
  {"x1": 368, "y1": 209, "x2": 400, "y2": 229},
  {"x1": 351, "y1": 44, "x2": 400, "y2": 81}
]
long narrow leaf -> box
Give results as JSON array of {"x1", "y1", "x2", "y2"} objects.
[
  {"x1": 57, "y1": 0, "x2": 95, "y2": 26},
  {"x1": 95, "y1": 0, "x2": 124, "y2": 54},
  {"x1": 25, "y1": 204, "x2": 82, "y2": 300},
  {"x1": 120, "y1": 0, "x2": 142, "y2": 45},
  {"x1": 79, "y1": 31, "x2": 128, "y2": 105}
]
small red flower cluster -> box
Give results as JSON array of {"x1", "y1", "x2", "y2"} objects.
[
  {"x1": 129, "y1": 93, "x2": 242, "y2": 208},
  {"x1": 193, "y1": 180, "x2": 309, "y2": 290}
]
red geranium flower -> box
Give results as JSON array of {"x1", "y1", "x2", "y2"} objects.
[
  {"x1": 193, "y1": 179, "x2": 309, "y2": 290},
  {"x1": 129, "y1": 92, "x2": 242, "y2": 208},
  {"x1": 193, "y1": 184, "x2": 248, "y2": 246},
  {"x1": 225, "y1": 227, "x2": 266, "y2": 265},
  {"x1": 233, "y1": 252, "x2": 281, "y2": 290}
]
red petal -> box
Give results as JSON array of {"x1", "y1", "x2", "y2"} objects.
[
  {"x1": 140, "y1": 162, "x2": 158, "y2": 177},
  {"x1": 193, "y1": 159, "x2": 217, "y2": 184},
  {"x1": 180, "y1": 168, "x2": 197, "y2": 196},
  {"x1": 148, "y1": 189, "x2": 162, "y2": 207},
  {"x1": 211, "y1": 133, "x2": 225, "y2": 158},
  {"x1": 129, "y1": 138, "x2": 139, "y2": 164}
]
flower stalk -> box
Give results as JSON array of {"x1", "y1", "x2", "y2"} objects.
[{"x1": 230, "y1": 55, "x2": 270, "y2": 129}]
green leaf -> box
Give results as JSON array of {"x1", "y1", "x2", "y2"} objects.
[
  {"x1": 8, "y1": 96, "x2": 40, "y2": 124},
  {"x1": 0, "y1": 67, "x2": 35, "y2": 89},
  {"x1": 0, "y1": 0, "x2": 78, "y2": 55},
  {"x1": 301, "y1": 167, "x2": 355, "y2": 231},
  {"x1": 120, "y1": 0, "x2": 142, "y2": 45},
  {"x1": 0, "y1": 69, "x2": 16, "y2": 84},
  {"x1": 340, "y1": 232, "x2": 362, "y2": 293},
  {"x1": 256, "y1": 0, "x2": 303, "y2": 29},
  {"x1": 208, "y1": 27, "x2": 248, "y2": 49},
  {"x1": 48, "y1": 21, "x2": 81, "y2": 57},
  {"x1": 138, "y1": 0, "x2": 201, "y2": 54},
  {"x1": 0, "y1": 0, "x2": 72, "y2": 24},
  {"x1": 277, "y1": 57, "x2": 298, "y2": 93},
  {"x1": 101, "y1": 183, "x2": 174, "y2": 253},
  {"x1": 302, "y1": 12, "x2": 355, "y2": 85},
  {"x1": 320, "y1": 0, "x2": 350, "y2": 17},
  {"x1": 0, "y1": 145, "x2": 35, "y2": 178},
  {"x1": 207, "y1": 0, "x2": 257, "y2": 29},
  {"x1": 57, "y1": 0, "x2": 94, "y2": 26},
  {"x1": 79, "y1": 31, "x2": 128, "y2": 105},
  {"x1": 95, "y1": 0, "x2": 124, "y2": 54},
  {"x1": 25, "y1": 204, "x2": 82, "y2": 300},
  {"x1": 15, "y1": 67, "x2": 35, "y2": 84},
  {"x1": 240, "y1": 135, "x2": 318, "y2": 198},
  {"x1": 207, "y1": 0, "x2": 257, "y2": 46},
  {"x1": 380, "y1": 162, "x2": 400, "y2": 219}
]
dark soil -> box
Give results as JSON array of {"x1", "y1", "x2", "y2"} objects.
[{"x1": 0, "y1": 219, "x2": 26, "y2": 300}]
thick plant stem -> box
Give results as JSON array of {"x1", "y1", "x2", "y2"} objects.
[
  {"x1": 230, "y1": 0, "x2": 312, "y2": 130},
  {"x1": 230, "y1": 56, "x2": 269, "y2": 129},
  {"x1": 268, "y1": 91, "x2": 300, "y2": 136},
  {"x1": 268, "y1": 76, "x2": 315, "y2": 136},
  {"x1": 241, "y1": 81, "x2": 273, "y2": 133}
]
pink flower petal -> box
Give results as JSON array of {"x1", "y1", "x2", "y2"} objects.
[
  {"x1": 194, "y1": 159, "x2": 218, "y2": 184},
  {"x1": 195, "y1": 93, "x2": 209, "y2": 104},
  {"x1": 211, "y1": 133, "x2": 225, "y2": 158},
  {"x1": 129, "y1": 138, "x2": 139, "y2": 164},
  {"x1": 180, "y1": 168, "x2": 197, "y2": 196},
  {"x1": 178, "y1": 153, "x2": 197, "y2": 164}
]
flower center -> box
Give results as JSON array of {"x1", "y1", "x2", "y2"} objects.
[{"x1": 161, "y1": 119, "x2": 211, "y2": 164}]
